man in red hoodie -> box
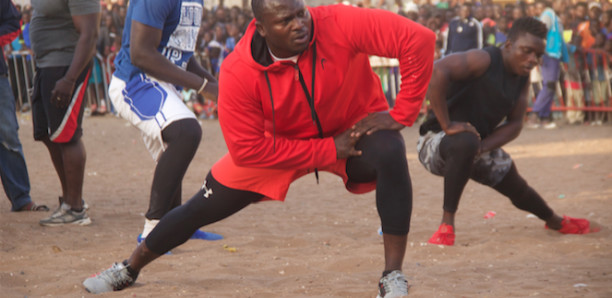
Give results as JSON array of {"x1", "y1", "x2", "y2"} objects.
[{"x1": 84, "y1": 0, "x2": 435, "y2": 296}]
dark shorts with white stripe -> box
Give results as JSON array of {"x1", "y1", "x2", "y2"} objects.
[{"x1": 31, "y1": 63, "x2": 92, "y2": 144}]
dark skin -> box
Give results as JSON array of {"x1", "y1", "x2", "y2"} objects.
[
  {"x1": 44, "y1": 12, "x2": 100, "y2": 210},
  {"x1": 254, "y1": 0, "x2": 405, "y2": 160},
  {"x1": 257, "y1": 0, "x2": 408, "y2": 273},
  {"x1": 119, "y1": 14, "x2": 220, "y2": 272},
  {"x1": 130, "y1": 21, "x2": 218, "y2": 100},
  {"x1": 426, "y1": 32, "x2": 564, "y2": 230},
  {"x1": 51, "y1": 12, "x2": 100, "y2": 108},
  {"x1": 254, "y1": 0, "x2": 311, "y2": 58},
  {"x1": 128, "y1": 0, "x2": 411, "y2": 276}
]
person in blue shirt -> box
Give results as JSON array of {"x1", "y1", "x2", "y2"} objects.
[{"x1": 106, "y1": 0, "x2": 220, "y2": 244}]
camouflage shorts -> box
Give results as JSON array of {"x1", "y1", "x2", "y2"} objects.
[{"x1": 416, "y1": 131, "x2": 513, "y2": 186}]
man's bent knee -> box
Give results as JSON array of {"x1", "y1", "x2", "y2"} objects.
[
  {"x1": 440, "y1": 132, "x2": 480, "y2": 160},
  {"x1": 357, "y1": 130, "x2": 406, "y2": 160}
]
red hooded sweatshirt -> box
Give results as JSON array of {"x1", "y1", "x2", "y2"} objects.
[{"x1": 217, "y1": 4, "x2": 435, "y2": 171}]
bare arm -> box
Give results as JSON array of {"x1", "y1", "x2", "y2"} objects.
[
  {"x1": 51, "y1": 12, "x2": 100, "y2": 108},
  {"x1": 426, "y1": 49, "x2": 490, "y2": 136},
  {"x1": 186, "y1": 56, "x2": 218, "y2": 100},
  {"x1": 130, "y1": 20, "x2": 217, "y2": 97}
]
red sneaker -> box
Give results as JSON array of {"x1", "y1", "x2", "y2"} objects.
[
  {"x1": 428, "y1": 223, "x2": 455, "y2": 246},
  {"x1": 547, "y1": 215, "x2": 595, "y2": 234}
]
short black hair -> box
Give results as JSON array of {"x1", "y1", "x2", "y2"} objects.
[
  {"x1": 507, "y1": 17, "x2": 547, "y2": 42},
  {"x1": 252, "y1": 0, "x2": 264, "y2": 20}
]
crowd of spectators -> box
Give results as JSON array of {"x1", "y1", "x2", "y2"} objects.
[
  {"x1": 366, "y1": 0, "x2": 612, "y2": 125},
  {"x1": 4, "y1": 0, "x2": 612, "y2": 124}
]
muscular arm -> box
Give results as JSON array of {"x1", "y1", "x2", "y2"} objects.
[
  {"x1": 186, "y1": 56, "x2": 218, "y2": 99},
  {"x1": 130, "y1": 20, "x2": 217, "y2": 96},
  {"x1": 479, "y1": 78, "x2": 529, "y2": 153},
  {"x1": 51, "y1": 12, "x2": 100, "y2": 107},
  {"x1": 426, "y1": 49, "x2": 490, "y2": 136}
]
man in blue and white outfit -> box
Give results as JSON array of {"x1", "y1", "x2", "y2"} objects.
[{"x1": 108, "y1": 0, "x2": 220, "y2": 242}]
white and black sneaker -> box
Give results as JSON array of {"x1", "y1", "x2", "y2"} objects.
[
  {"x1": 39, "y1": 203, "x2": 91, "y2": 226},
  {"x1": 53, "y1": 196, "x2": 89, "y2": 213},
  {"x1": 83, "y1": 261, "x2": 138, "y2": 294},
  {"x1": 376, "y1": 270, "x2": 410, "y2": 298}
]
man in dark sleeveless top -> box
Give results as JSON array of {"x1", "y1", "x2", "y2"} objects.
[{"x1": 417, "y1": 17, "x2": 598, "y2": 246}]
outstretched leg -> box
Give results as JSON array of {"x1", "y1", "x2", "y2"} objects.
[
  {"x1": 83, "y1": 172, "x2": 262, "y2": 294},
  {"x1": 492, "y1": 163, "x2": 594, "y2": 234}
]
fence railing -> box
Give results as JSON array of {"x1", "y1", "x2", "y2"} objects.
[
  {"x1": 6, "y1": 50, "x2": 35, "y2": 111},
  {"x1": 6, "y1": 51, "x2": 111, "y2": 114},
  {"x1": 7, "y1": 51, "x2": 611, "y2": 121},
  {"x1": 370, "y1": 49, "x2": 612, "y2": 123}
]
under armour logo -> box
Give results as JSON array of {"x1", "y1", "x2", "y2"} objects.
[
  {"x1": 321, "y1": 58, "x2": 326, "y2": 70},
  {"x1": 201, "y1": 181, "x2": 213, "y2": 198}
]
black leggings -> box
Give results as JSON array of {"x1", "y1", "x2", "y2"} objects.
[
  {"x1": 145, "y1": 118, "x2": 202, "y2": 220},
  {"x1": 145, "y1": 130, "x2": 413, "y2": 255},
  {"x1": 347, "y1": 130, "x2": 412, "y2": 235},
  {"x1": 440, "y1": 132, "x2": 553, "y2": 220}
]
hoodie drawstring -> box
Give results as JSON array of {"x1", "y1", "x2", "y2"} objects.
[
  {"x1": 264, "y1": 71, "x2": 276, "y2": 153},
  {"x1": 265, "y1": 43, "x2": 322, "y2": 183},
  {"x1": 295, "y1": 42, "x2": 322, "y2": 183}
]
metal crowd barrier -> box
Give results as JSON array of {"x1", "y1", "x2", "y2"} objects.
[
  {"x1": 370, "y1": 50, "x2": 612, "y2": 123},
  {"x1": 85, "y1": 52, "x2": 111, "y2": 114},
  {"x1": 529, "y1": 48, "x2": 612, "y2": 114},
  {"x1": 6, "y1": 51, "x2": 112, "y2": 115},
  {"x1": 575, "y1": 48, "x2": 612, "y2": 112},
  {"x1": 8, "y1": 50, "x2": 607, "y2": 120},
  {"x1": 6, "y1": 50, "x2": 35, "y2": 111}
]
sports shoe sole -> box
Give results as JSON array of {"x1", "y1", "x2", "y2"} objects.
[{"x1": 40, "y1": 217, "x2": 92, "y2": 227}]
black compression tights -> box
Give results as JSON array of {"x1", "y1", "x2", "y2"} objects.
[
  {"x1": 492, "y1": 164, "x2": 554, "y2": 220},
  {"x1": 145, "y1": 130, "x2": 412, "y2": 254},
  {"x1": 440, "y1": 132, "x2": 554, "y2": 220},
  {"x1": 145, "y1": 172, "x2": 263, "y2": 254},
  {"x1": 145, "y1": 118, "x2": 202, "y2": 220},
  {"x1": 346, "y1": 130, "x2": 412, "y2": 235}
]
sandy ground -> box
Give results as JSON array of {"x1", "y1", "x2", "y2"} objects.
[{"x1": 1, "y1": 114, "x2": 611, "y2": 298}]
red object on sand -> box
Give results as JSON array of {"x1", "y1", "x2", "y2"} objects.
[{"x1": 484, "y1": 211, "x2": 496, "y2": 219}]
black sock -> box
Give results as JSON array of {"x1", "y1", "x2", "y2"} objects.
[
  {"x1": 382, "y1": 270, "x2": 394, "y2": 277},
  {"x1": 122, "y1": 260, "x2": 139, "y2": 279}
]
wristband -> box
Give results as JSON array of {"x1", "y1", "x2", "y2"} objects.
[{"x1": 198, "y1": 78, "x2": 208, "y2": 94}]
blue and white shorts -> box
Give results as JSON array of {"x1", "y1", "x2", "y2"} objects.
[
  {"x1": 109, "y1": 74, "x2": 196, "y2": 160},
  {"x1": 416, "y1": 130, "x2": 513, "y2": 186}
]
